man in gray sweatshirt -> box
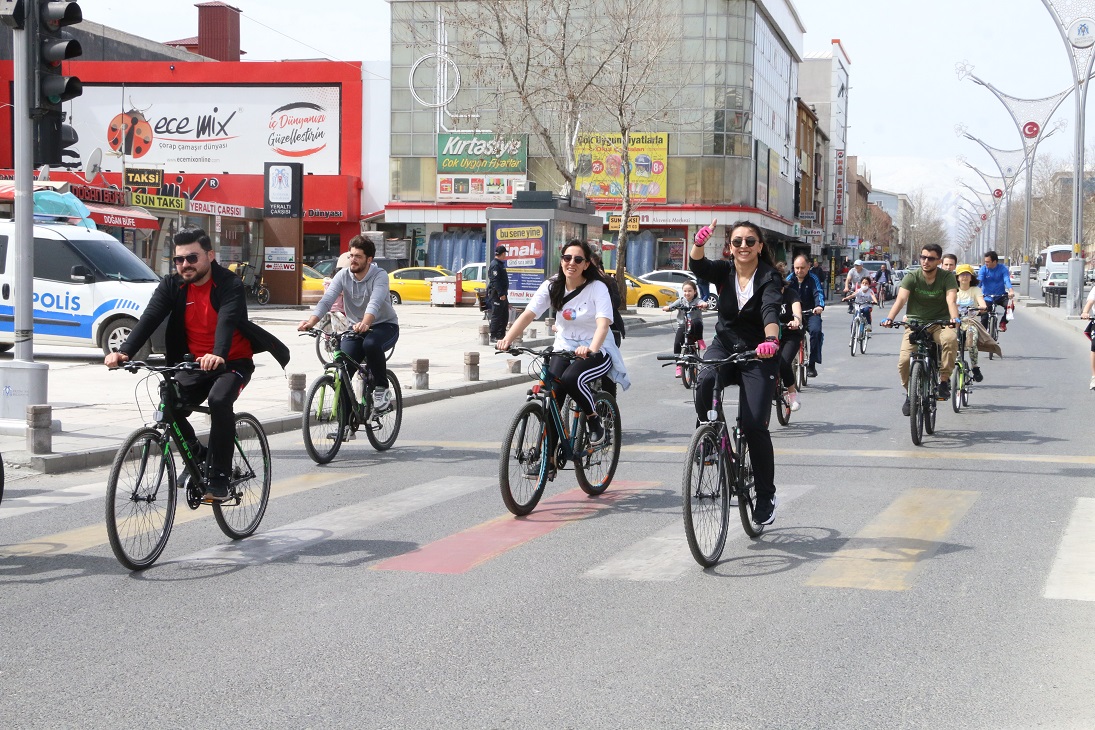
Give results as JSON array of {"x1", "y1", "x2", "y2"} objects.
[{"x1": 299, "y1": 235, "x2": 400, "y2": 409}]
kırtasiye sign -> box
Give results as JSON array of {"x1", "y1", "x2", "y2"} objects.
[{"x1": 436, "y1": 134, "x2": 527, "y2": 174}]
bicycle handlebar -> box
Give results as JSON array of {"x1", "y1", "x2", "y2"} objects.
[
  {"x1": 112, "y1": 360, "x2": 202, "y2": 374},
  {"x1": 495, "y1": 345, "x2": 579, "y2": 361},
  {"x1": 656, "y1": 350, "x2": 757, "y2": 367}
]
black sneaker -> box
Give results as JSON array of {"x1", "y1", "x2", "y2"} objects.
[
  {"x1": 753, "y1": 495, "x2": 777, "y2": 525},
  {"x1": 807, "y1": 366, "x2": 818, "y2": 378},
  {"x1": 972, "y1": 367, "x2": 983, "y2": 383},
  {"x1": 901, "y1": 396, "x2": 910, "y2": 416},
  {"x1": 205, "y1": 469, "x2": 231, "y2": 500},
  {"x1": 937, "y1": 380, "x2": 951, "y2": 400},
  {"x1": 586, "y1": 417, "x2": 605, "y2": 444}
]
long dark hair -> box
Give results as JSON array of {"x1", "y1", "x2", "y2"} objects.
[
  {"x1": 727, "y1": 219, "x2": 776, "y2": 268},
  {"x1": 548, "y1": 239, "x2": 606, "y2": 310}
]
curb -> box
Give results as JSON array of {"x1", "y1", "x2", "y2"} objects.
[{"x1": 16, "y1": 317, "x2": 677, "y2": 475}]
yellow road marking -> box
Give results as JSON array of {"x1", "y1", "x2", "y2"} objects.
[
  {"x1": 806, "y1": 488, "x2": 979, "y2": 591},
  {"x1": 0, "y1": 472, "x2": 352, "y2": 559}
]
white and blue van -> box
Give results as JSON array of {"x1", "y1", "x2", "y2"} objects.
[{"x1": 0, "y1": 220, "x2": 164, "y2": 358}]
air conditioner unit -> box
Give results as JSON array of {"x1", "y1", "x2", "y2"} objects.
[{"x1": 512, "y1": 179, "x2": 530, "y2": 198}]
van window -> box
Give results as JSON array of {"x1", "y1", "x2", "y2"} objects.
[
  {"x1": 33, "y1": 238, "x2": 86, "y2": 282},
  {"x1": 67, "y1": 237, "x2": 158, "y2": 282},
  {"x1": 1049, "y1": 250, "x2": 1070, "y2": 263}
]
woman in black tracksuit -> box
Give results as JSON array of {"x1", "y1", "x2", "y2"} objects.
[{"x1": 689, "y1": 219, "x2": 783, "y2": 526}]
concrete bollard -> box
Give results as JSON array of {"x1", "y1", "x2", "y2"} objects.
[
  {"x1": 413, "y1": 358, "x2": 430, "y2": 390},
  {"x1": 528, "y1": 328, "x2": 537, "y2": 339},
  {"x1": 479, "y1": 324, "x2": 490, "y2": 346},
  {"x1": 27, "y1": 404, "x2": 51, "y2": 455},
  {"x1": 545, "y1": 317, "x2": 555, "y2": 330},
  {"x1": 507, "y1": 358, "x2": 522, "y2": 374},
  {"x1": 464, "y1": 351, "x2": 480, "y2": 381},
  {"x1": 288, "y1": 373, "x2": 307, "y2": 412}
]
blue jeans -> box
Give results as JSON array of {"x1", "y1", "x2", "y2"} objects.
[
  {"x1": 804, "y1": 312, "x2": 823, "y2": 366},
  {"x1": 341, "y1": 323, "x2": 399, "y2": 389}
]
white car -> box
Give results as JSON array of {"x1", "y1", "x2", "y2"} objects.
[{"x1": 638, "y1": 269, "x2": 697, "y2": 299}]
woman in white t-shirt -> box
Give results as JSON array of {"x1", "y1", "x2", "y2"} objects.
[{"x1": 498, "y1": 240, "x2": 629, "y2": 443}]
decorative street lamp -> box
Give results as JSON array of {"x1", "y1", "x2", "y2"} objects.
[{"x1": 1037, "y1": 0, "x2": 1094, "y2": 313}]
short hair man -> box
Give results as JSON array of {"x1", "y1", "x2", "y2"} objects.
[
  {"x1": 787, "y1": 254, "x2": 825, "y2": 378},
  {"x1": 881, "y1": 243, "x2": 960, "y2": 414},
  {"x1": 977, "y1": 250, "x2": 1014, "y2": 332},
  {"x1": 941, "y1": 253, "x2": 958, "y2": 272},
  {"x1": 104, "y1": 227, "x2": 290, "y2": 499}
]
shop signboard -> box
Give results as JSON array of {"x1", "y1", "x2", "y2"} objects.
[
  {"x1": 834, "y1": 150, "x2": 846, "y2": 225},
  {"x1": 489, "y1": 221, "x2": 546, "y2": 305},
  {"x1": 132, "y1": 192, "x2": 186, "y2": 211},
  {"x1": 607, "y1": 214, "x2": 640, "y2": 232},
  {"x1": 264, "y1": 246, "x2": 296, "y2": 263},
  {"x1": 264, "y1": 161, "x2": 304, "y2": 218},
  {"x1": 574, "y1": 132, "x2": 668, "y2": 204},
  {"x1": 190, "y1": 200, "x2": 245, "y2": 218},
  {"x1": 124, "y1": 168, "x2": 164, "y2": 188},
  {"x1": 436, "y1": 133, "x2": 527, "y2": 202}
]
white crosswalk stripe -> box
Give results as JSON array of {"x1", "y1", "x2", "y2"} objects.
[{"x1": 1045, "y1": 497, "x2": 1095, "y2": 601}]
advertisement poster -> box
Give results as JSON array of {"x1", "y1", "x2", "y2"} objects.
[
  {"x1": 574, "y1": 132, "x2": 668, "y2": 204},
  {"x1": 834, "y1": 150, "x2": 846, "y2": 226},
  {"x1": 489, "y1": 221, "x2": 546, "y2": 305},
  {"x1": 71, "y1": 84, "x2": 342, "y2": 175},
  {"x1": 436, "y1": 133, "x2": 527, "y2": 202}
]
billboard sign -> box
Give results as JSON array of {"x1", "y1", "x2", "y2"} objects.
[
  {"x1": 436, "y1": 133, "x2": 527, "y2": 202},
  {"x1": 574, "y1": 132, "x2": 668, "y2": 204},
  {"x1": 71, "y1": 84, "x2": 342, "y2": 175},
  {"x1": 834, "y1": 150, "x2": 846, "y2": 225},
  {"x1": 489, "y1": 221, "x2": 547, "y2": 305}
]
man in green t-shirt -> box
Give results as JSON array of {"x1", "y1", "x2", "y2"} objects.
[{"x1": 881, "y1": 243, "x2": 960, "y2": 415}]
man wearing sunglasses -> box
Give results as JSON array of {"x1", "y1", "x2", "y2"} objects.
[
  {"x1": 104, "y1": 227, "x2": 289, "y2": 500},
  {"x1": 880, "y1": 243, "x2": 960, "y2": 415}
]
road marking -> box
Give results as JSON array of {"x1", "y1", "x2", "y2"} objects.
[
  {"x1": 806, "y1": 488, "x2": 978, "y2": 591},
  {"x1": 0, "y1": 472, "x2": 350, "y2": 559},
  {"x1": 373, "y1": 481, "x2": 658, "y2": 575},
  {"x1": 586, "y1": 485, "x2": 816, "y2": 581},
  {"x1": 165, "y1": 476, "x2": 486, "y2": 566},
  {"x1": 1045, "y1": 498, "x2": 1095, "y2": 601},
  {"x1": 0, "y1": 482, "x2": 105, "y2": 520}
]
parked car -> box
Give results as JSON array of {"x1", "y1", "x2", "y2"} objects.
[
  {"x1": 1043, "y1": 271, "x2": 1068, "y2": 295},
  {"x1": 606, "y1": 270, "x2": 677, "y2": 308},
  {"x1": 1009, "y1": 266, "x2": 1021, "y2": 287},
  {"x1": 388, "y1": 266, "x2": 453, "y2": 304},
  {"x1": 302, "y1": 264, "x2": 325, "y2": 304},
  {"x1": 638, "y1": 269, "x2": 696, "y2": 299},
  {"x1": 311, "y1": 257, "x2": 339, "y2": 278}
]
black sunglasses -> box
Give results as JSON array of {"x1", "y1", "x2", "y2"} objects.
[
  {"x1": 561, "y1": 254, "x2": 587, "y2": 264},
  {"x1": 172, "y1": 253, "x2": 201, "y2": 266},
  {"x1": 920, "y1": 255, "x2": 939, "y2": 262},
  {"x1": 730, "y1": 237, "x2": 759, "y2": 248}
]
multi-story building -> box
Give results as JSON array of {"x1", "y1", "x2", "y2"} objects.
[
  {"x1": 386, "y1": 0, "x2": 808, "y2": 272},
  {"x1": 869, "y1": 189, "x2": 914, "y2": 267}
]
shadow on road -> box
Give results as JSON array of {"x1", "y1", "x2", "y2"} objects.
[{"x1": 771, "y1": 420, "x2": 885, "y2": 438}]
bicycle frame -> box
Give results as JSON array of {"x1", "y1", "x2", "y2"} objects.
[{"x1": 527, "y1": 353, "x2": 585, "y2": 466}]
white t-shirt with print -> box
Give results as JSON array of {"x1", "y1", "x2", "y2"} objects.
[{"x1": 527, "y1": 278, "x2": 614, "y2": 347}]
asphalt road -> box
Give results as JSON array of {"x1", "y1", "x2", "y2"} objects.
[{"x1": 3, "y1": 308, "x2": 1094, "y2": 729}]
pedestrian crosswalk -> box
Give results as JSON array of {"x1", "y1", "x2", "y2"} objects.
[{"x1": 3, "y1": 470, "x2": 1095, "y2": 601}]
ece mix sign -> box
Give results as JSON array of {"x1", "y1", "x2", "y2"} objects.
[{"x1": 436, "y1": 133, "x2": 527, "y2": 202}]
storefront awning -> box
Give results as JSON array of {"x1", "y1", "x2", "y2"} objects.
[{"x1": 82, "y1": 202, "x2": 161, "y2": 230}]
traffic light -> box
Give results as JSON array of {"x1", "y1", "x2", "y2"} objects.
[{"x1": 32, "y1": 1, "x2": 83, "y2": 166}]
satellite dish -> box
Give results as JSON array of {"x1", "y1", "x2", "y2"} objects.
[
  {"x1": 84, "y1": 148, "x2": 103, "y2": 184},
  {"x1": 37, "y1": 165, "x2": 50, "y2": 181}
]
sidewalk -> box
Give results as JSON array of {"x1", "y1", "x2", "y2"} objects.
[
  {"x1": 2, "y1": 303, "x2": 678, "y2": 474},
  {"x1": 1016, "y1": 294, "x2": 1089, "y2": 336}
]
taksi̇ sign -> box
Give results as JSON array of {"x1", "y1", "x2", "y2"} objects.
[{"x1": 607, "y1": 214, "x2": 640, "y2": 232}]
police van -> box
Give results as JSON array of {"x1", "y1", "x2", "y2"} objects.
[{"x1": 0, "y1": 220, "x2": 164, "y2": 359}]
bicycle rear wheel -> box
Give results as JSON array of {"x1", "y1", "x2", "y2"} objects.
[
  {"x1": 925, "y1": 371, "x2": 938, "y2": 435},
  {"x1": 302, "y1": 373, "x2": 344, "y2": 464},
  {"x1": 989, "y1": 312, "x2": 999, "y2": 341},
  {"x1": 256, "y1": 285, "x2": 271, "y2": 305},
  {"x1": 951, "y1": 362, "x2": 965, "y2": 414},
  {"x1": 775, "y1": 379, "x2": 791, "y2": 426},
  {"x1": 499, "y1": 401, "x2": 548, "y2": 515},
  {"x1": 365, "y1": 370, "x2": 403, "y2": 451},
  {"x1": 682, "y1": 423, "x2": 729, "y2": 566},
  {"x1": 849, "y1": 319, "x2": 857, "y2": 357},
  {"x1": 213, "y1": 413, "x2": 271, "y2": 539},
  {"x1": 736, "y1": 437, "x2": 765, "y2": 538},
  {"x1": 908, "y1": 361, "x2": 925, "y2": 446},
  {"x1": 859, "y1": 324, "x2": 868, "y2": 354},
  {"x1": 962, "y1": 373, "x2": 972, "y2": 408},
  {"x1": 106, "y1": 428, "x2": 177, "y2": 570},
  {"x1": 680, "y1": 349, "x2": 697, "y2": 390},
  {"x1": 575, "y1": 391, "x2": 622, "y2": 495}
]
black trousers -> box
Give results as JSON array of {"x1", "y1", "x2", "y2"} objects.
[
  {"x1": 673, "y1": 320, "x2": 704, "y2": 354},
  {"x1": 694, "y1": 339, "x2": 777, "y2": 500},
  {"x1": 174, "y1": 359, "x2": 255, "y2": 475},
  {"x1": 547, "y1": 351, "x2": 612, "y2": 416},
  {"x1": 341, "y1": 323, "x2": 399, "y2": 389},
  {"x1": 981, "y1": 294, "x2": 1009, "y2": 327},
  {"x1": 489, "y1": 296, "x2": 510, "y2": 340},
  {"x1": 778, "y1": 330, "x2": 804, "y2": 387}
]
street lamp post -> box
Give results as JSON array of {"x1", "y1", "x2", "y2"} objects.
[{"x1": 1037, "y1": 0, "x2": 1095, "y2": 313}]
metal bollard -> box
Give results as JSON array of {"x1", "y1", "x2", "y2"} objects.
[
  {"x1": 479, "y1": 324, "x2": 490, "y2": 346},
  {"x1": 413, "y1": 358, "x2": 430, "y2": 390},
  {"x1": 27, "y1": 404, "x2": 51, "y2": 455},
  {"x1": 464, "y1": 351, "x2": 480, "y2": 381},
  {"x1": 288, "y1": 373, "x2": 307, "y2": 412},
  {"x1": 506, "y1": 358, "x2": 522, "y2": 374}
]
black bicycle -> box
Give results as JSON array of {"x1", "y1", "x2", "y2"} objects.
[
  {"x1": 106, "y1": 360, "x2": 271, "y2": 570},
  {"x1": 675, "y1": 302, "x2": 706, "y2": 389},
  {"x1": 234, "y1": 261, "x2": 271, "y2": 305},
  {"x1": 497, "y1": 346, "x2": 621, "y2": 516},
  {"x1": 658, "y1": 349, "x2": 764, "y2": 567},
  {"x1": 301, "y1": 330, "x2": 402, "y2": 463},
  {"x1": 983, "y1": 294, "x2": 1009, "y2": 358},
  {"x1": 892, "y1": 319, "x2": 955, "y2": 446}
]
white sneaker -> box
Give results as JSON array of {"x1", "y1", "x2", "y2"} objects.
[
  {"x1": 1089, "y1": 376, "x2": 1095, "y2": 391},
  {"x1": 788, "y1": 391, "x2": 801, "y2": 412},
  {"x1": 372, "y1": 387, "x2": 392, "y2": 410}
]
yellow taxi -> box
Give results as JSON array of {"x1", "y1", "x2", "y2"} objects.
[
  {"x1": 302, "y1": 264, "x2": 325, "y2": 304},
  {"x1": 606, "y1": 269, "x2": 677, "y2": 308},
  {"x1": 388, "y1": 266, "x2": 453, "y2": 304}
]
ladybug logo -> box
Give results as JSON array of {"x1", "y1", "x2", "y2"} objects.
[
  {"x1": 561, "y1": 308, "x2": 577, "y2": 321},
  {"x1": 107, "y1": 110, "x2": 154, "y2": 158}
]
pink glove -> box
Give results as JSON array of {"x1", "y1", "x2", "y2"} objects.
[
  {"x1": 694, "y1": 225, "x2": 713, "y2": 246},
  {"x1": 756, "y1": 340, "x2": 779, "y2": 358}
]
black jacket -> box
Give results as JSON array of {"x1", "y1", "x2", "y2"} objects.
[
  {"x1": 121, "y1": 261, "x2": 290, "y2": 368},
  {"x1": 689, "y1": 256, "x2": 782, "y2": 351},
  {"x1": 488, "y1": 258, "x2": 508, "y2": 299}
]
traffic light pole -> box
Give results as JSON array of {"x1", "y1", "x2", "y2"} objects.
[{"x1": 0, "y1": 9, "x2": 50, "y2": 421}]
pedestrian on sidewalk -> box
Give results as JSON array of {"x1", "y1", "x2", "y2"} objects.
[{"x1": 488, "y1": 245, "x2": 510, "y2": 341}]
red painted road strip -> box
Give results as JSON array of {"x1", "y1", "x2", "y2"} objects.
[{"x1": 372, "y1": 482, "x2": 658, "y2": 574}]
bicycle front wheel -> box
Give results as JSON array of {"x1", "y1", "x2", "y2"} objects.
[
  {"x1": 256, "y1": 285, "x2": 271, "y2": 305},
  {"x1": 575, "y1": 391, "x2": 621, "y2": 495},
  {"x1": 499, "y1": 401, "x2": 548, "y2": 515},
  {"x1": 849, "y1": 320, "x2": 857, "y2": 357},
  {"x1": 908, "y1": 361, "x2": 925, "y2": 446},
  {"x1": 737, "y1": 438, "x2": 765, "y2": 538},
  {"x1": 365, "y1": 370, "x2": 403, "y2": 451},
  {"x1": 303, "y1": 373, "x2": 344, "y2": 464},
  {"x1": 925, "y1": 371, "x2": 938, "y2": 435},
  {"x1": 951, "y1": 363, "x2": 965, "y2": 414},
  {"x1": 106, "y1": 428, "x2": 177, "y2": 570},
  {"x1": 682, "y1": 423, "x2": 729, "y2": 566},
  {"x1": 213, "y1": 413, "x2": 271, "y2": 539},
  {"x1": 859, "y1": 324, "x2": 868, "y2": 354},
  {"x1": 775, "y1": 380, "x2": 791, "y2": 426}
]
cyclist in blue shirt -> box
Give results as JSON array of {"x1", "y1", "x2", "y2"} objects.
[
  {"x1": 977, "y1": 250, "x2": 1014, "y2": 332},
  {"x1": 786, "y1": 255, "x2": 825, "y2": 378}
]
